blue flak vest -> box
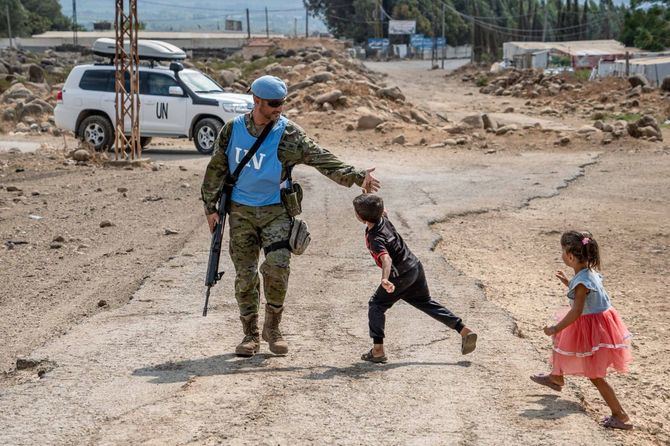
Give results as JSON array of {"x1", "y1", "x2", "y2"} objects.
[{"x1": 226, "y1": 115, "x2": 288, "y2": 206}]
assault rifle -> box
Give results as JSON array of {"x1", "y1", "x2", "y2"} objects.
[
  {"x1": 202, "y1": 120, "x2": 274, "y2": 316},
  {"x1": 203, "y1": 183, "x2": 230, "y2": 316}
]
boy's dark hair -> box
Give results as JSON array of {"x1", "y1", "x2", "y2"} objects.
[
  {"x1": 353, "y1": 194, "x2": 384, "y2": 223},
  {"x1": 561, "y1": 230, "x2": 601, "y2": 270}
]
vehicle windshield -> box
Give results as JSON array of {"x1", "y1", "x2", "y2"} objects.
[{"x1": 180, "y1": 71, "x2": 224, "y2": 93}]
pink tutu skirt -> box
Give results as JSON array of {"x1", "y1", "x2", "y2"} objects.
[{"x1": 550, "y1": 307, "x2": 632, "y2": 378}]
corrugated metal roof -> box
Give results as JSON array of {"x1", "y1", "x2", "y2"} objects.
[
  {"x1": 627, "y1": 56, "x2": 670, "y2": 65},
  {"x1": 504, "y1": 40, "x2": 640, "y2": 56}
]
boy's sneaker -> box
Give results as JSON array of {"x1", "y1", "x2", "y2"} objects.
[
  {"x1": 361, "y1": 349, "x2": 387, "y2": 363},
  {"x1": 461, "y1": 332, "x2": 477, "y2": 355}
]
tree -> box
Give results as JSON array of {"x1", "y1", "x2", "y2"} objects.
[
  {"x1": 621, "y1": 2, "x2": 670, "y2": 51},
  {"x1": 0, "y1": 0, "x2": 72, "y2": 37}
]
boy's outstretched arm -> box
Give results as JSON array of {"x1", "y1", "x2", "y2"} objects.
[{"x1": 380, "y1": 254, "x2": 395, "y2": 293}]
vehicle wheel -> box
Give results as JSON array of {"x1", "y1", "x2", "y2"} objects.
[
  {"x1": 193, "y1": 118, "x2": 222, "y2": 155},
  {"x1": 79, "y1": 115, "x2": 114, "y2": 151},
  {"x1": 140, "y1": 137, "x2": 152, "y2": 149}
]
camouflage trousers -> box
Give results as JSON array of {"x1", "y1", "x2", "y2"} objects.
[{"x1": 228, "y1": 202, "x2": 292, "y2": 316}]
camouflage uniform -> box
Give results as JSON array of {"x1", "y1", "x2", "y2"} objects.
[{"x1": 201, "y1": 113, "x2": 365, "y2": 315}]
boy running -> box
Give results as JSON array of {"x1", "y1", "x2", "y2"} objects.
[{"x1": 353, "y1": 194, "x2": 477, "y2": 363}]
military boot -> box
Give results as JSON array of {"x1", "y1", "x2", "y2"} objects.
[
  {"x1": 262, "y1": 304, "x2": 289, "y2": 355},
  {"x1": 235, "y1": 313, "x2": 260, "y2": 357}
]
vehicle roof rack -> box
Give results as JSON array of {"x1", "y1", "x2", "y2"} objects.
[{"x1": 91, "y1": 38, "x2": 187, "y2": 62}]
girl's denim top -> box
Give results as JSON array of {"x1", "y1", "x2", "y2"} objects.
[{"x1": 567, "y1": 268, "x2": 612, "y2": 315}]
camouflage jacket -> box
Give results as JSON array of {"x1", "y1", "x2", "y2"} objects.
[{"x1": 201, "y1": 113, "x2": 366, "y2": 214}]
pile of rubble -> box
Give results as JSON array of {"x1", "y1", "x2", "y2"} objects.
[
  {"x1": 463, "y1": 68, "x2": 584, "y2": 99},
  {"x1": 0, "y1": 47, "x2": 77, "y2": 136},
  {"x1": 204, "y1": 41, "x2": 438, "y2": 133}
]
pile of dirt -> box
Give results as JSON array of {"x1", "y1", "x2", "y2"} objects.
[{"x1": 197, "y1": 39, "x2": 443, "y2": 136}]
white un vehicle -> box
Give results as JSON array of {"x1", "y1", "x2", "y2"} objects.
[{"x1": 55, "y1": 38, "x2": 253, "y2": 154}]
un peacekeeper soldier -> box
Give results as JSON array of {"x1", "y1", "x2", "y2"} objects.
[{"x1": 201, "y1": 75, "x2": 381, "y2": 357}]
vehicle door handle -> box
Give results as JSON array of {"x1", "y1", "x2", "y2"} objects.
[{"x1": 144, "y1": 100, "x2": 156, "y2": 105}]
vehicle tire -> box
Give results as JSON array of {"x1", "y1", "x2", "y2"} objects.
[
  {"x1": 79, "y1": 115, "x2": 114, "y2": 152},
  {"x1": 193, "y1": 118, "x2": 222, "y2": 155},
  {"x1": 140, "y1": 137, "x2": 152, "y2": 149}
]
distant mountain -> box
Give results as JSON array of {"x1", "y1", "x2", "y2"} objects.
[{"x1": 58, "y1": 0, "x2": 327, "y2": 35}]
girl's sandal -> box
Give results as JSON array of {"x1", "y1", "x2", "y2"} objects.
[
  {"x1": 530, "y1": 373, "x2": 563, "y2": 392},
  {"x1": 602, "y1": 416, "x2": 634, "y2": 430}
]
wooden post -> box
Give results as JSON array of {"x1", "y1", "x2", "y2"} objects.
[{"x1": 246, "y1": 8, "x2": 250, "y2": 39}]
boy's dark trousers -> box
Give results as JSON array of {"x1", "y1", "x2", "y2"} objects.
[{"x1": 368, "y1": 262, "x2": 464, "y2": 343}]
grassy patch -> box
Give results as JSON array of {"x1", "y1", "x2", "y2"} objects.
[
  {"x1": 572, "y1": 69, "x2": 591, "y2": 82},
  {"x1": 475, "y1": 76, "x2": 488, "y2": 87},
  {"x1": 0, "y1": 78, "x2": 12, "y2": 94},
  {"x1": 611, "y1": 113, "x2": 642, "y2": 122}
]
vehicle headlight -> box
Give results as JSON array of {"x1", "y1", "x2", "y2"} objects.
[{"x1": 222, "y1": 103, "x2": 253, "y2": 114}]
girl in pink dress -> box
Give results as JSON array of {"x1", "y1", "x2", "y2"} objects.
[{"x1": 531, "y1": 231, "x2": 633, "y2": 430}]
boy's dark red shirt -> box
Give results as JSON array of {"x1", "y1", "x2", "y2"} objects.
[{"x1": 365, "y1": 216, "x2": 419, "y2": 276}]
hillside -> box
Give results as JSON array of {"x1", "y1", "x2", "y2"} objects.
[{"x1": 57, "y1": 0, "x2": 327, "y2": 35}]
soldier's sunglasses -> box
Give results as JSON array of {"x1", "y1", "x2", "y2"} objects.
[{"x1": 266, "y1": 99, "x2": 285, "y2": 108}]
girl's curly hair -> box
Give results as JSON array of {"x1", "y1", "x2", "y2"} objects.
[{"x1": 561, "y1": 230, "x2": 601, "y2": 270}]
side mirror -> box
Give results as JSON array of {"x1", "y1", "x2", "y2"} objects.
[
  {"x1": 169, "y1": 86, "x2": 184, "y2": 96},
  {"x1": 169, "y1": 62, "x2": 184, "y2": 73}
]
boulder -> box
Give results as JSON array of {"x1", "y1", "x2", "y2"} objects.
[
  {"x1": 495, "y1": 124, "x2": 518, "y2": 135},
  {"x1": 376, "y1": 86, "x2": 405, "y2": 102},
  {"x1": 217, "y1": 69, "x2": 238, "y2": 87},
  {"x1": 357, "y1": 114, "x2": 384, "y2": 130},
  {"x1": 287, "y1": 80, "x2": 313, "y2": 93},
  {"x1": 461, "y1": 114, "x2": 484, "y2": 129},
  {"x1": 1, "y1": 83, "x2": 32, "y2": 102},
  {"x1": 314, "y1": 89, "x2": 342, "y2": 105},
  {"x1": 73, "y1": 149, "x2": 91, "y2": 161},
  {"x1": 410, "y1": 109, "x2": 430, "y2": 125},
  {"x1": 481, "y1": 113, "x2": 497, "y2": 130},
  {"x1": 19, "y1": 103, "x2": 44, "y2": 120},
  {"x1": 661, "y1": 76, "x2": 670, "y2": 92},
  {"x1": 628, "y1": 74, "x2": 649, "y2": 88},
  {"x1": 2, "y1": 109, "x2": 15, "y2": 121},
  {"x1": 27, "y1": 64, "x2": 45, "y2": 83},
  {"x1": 27, "y1": 98, "x2": 53, "y2": 114},
  {"x1": 308, "y1": 72, "x2": 335, "y2": 84},
  {"x1": 391, "y1": 134, "x2": 406, "y2": 145}
]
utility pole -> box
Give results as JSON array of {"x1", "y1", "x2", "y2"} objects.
[
  {"x1": 114, "y1": 0, "x2": 141, "y2": 160},
  {"x1": 441, "y1": 1, "x2": 445, "y2": 69},
  {"x1": 246, "y1": 8, "x2": 250, "y2": 39},
  {"x1": 470, "y1": 1, "x2": 475, "y2": 62},
  {"x1": 72, "y1": 0, "x2": 78, "y2": 46},
  {"x1": 5, "y1": 4, "x2": 13, "y2": 49},
  {"x1": 305, "y1": 8, "x2": 309, "y2": 38},
  {"x1": 265, "y1": 7, "x2": 269, "y2": 38},
  {"x1": 294, "y1": 17, "x2": 298, "y2": 38},
  {"x1": 542, "y1": 0, "x2": 548, "y2": 42}
]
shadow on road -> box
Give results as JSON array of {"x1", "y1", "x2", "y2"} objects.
[
  {"x1": 133, "y1": 354, "x2": 471, "y2": 384},
  {"x1": 520, "y1": 394, "x2": 585, "y2": 420},
  {"x1": 142, "y1": 147, "x2": 208, "y2": 162}
]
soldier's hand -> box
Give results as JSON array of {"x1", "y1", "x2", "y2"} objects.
[
  {"x1": 362, "y1": 167, "x2": 380, "y2": 193},
  {"x1": 206, "y1": 212, "x2": 220, "y2": 233}
]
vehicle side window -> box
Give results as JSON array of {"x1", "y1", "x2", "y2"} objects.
[
  {"x1": 79, "y1": 70, "x2": 114, "y2": 92},
  {"x1": 79, "y1": 70, "x2": 132, "y2": 92},
  {"x1": 146, "y1": 73, "x2": 179, "y2": 96}
]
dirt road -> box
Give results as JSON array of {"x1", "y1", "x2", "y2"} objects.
[{"x1": 1, "y1": 61, "x2": 666, "y2": 445}]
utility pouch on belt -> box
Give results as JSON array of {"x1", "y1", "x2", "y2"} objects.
[
  {"x1": 281, "y1": 182, "x2": 303, "y2": 217},
  {"x1": 263, "y1": 217, "x2": 311, "y2": 256}
]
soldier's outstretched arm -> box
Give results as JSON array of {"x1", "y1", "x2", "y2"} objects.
[
  {"x1": 201, "y1": 122, "x2": 233, "y2": 215},
  {"x1": 282, "y1": 121, "x2": 367, "y2": 188}
]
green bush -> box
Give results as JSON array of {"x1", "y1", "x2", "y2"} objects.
[{"x1": 475, "y1": 76, "x2": 488, "y2": 87}]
